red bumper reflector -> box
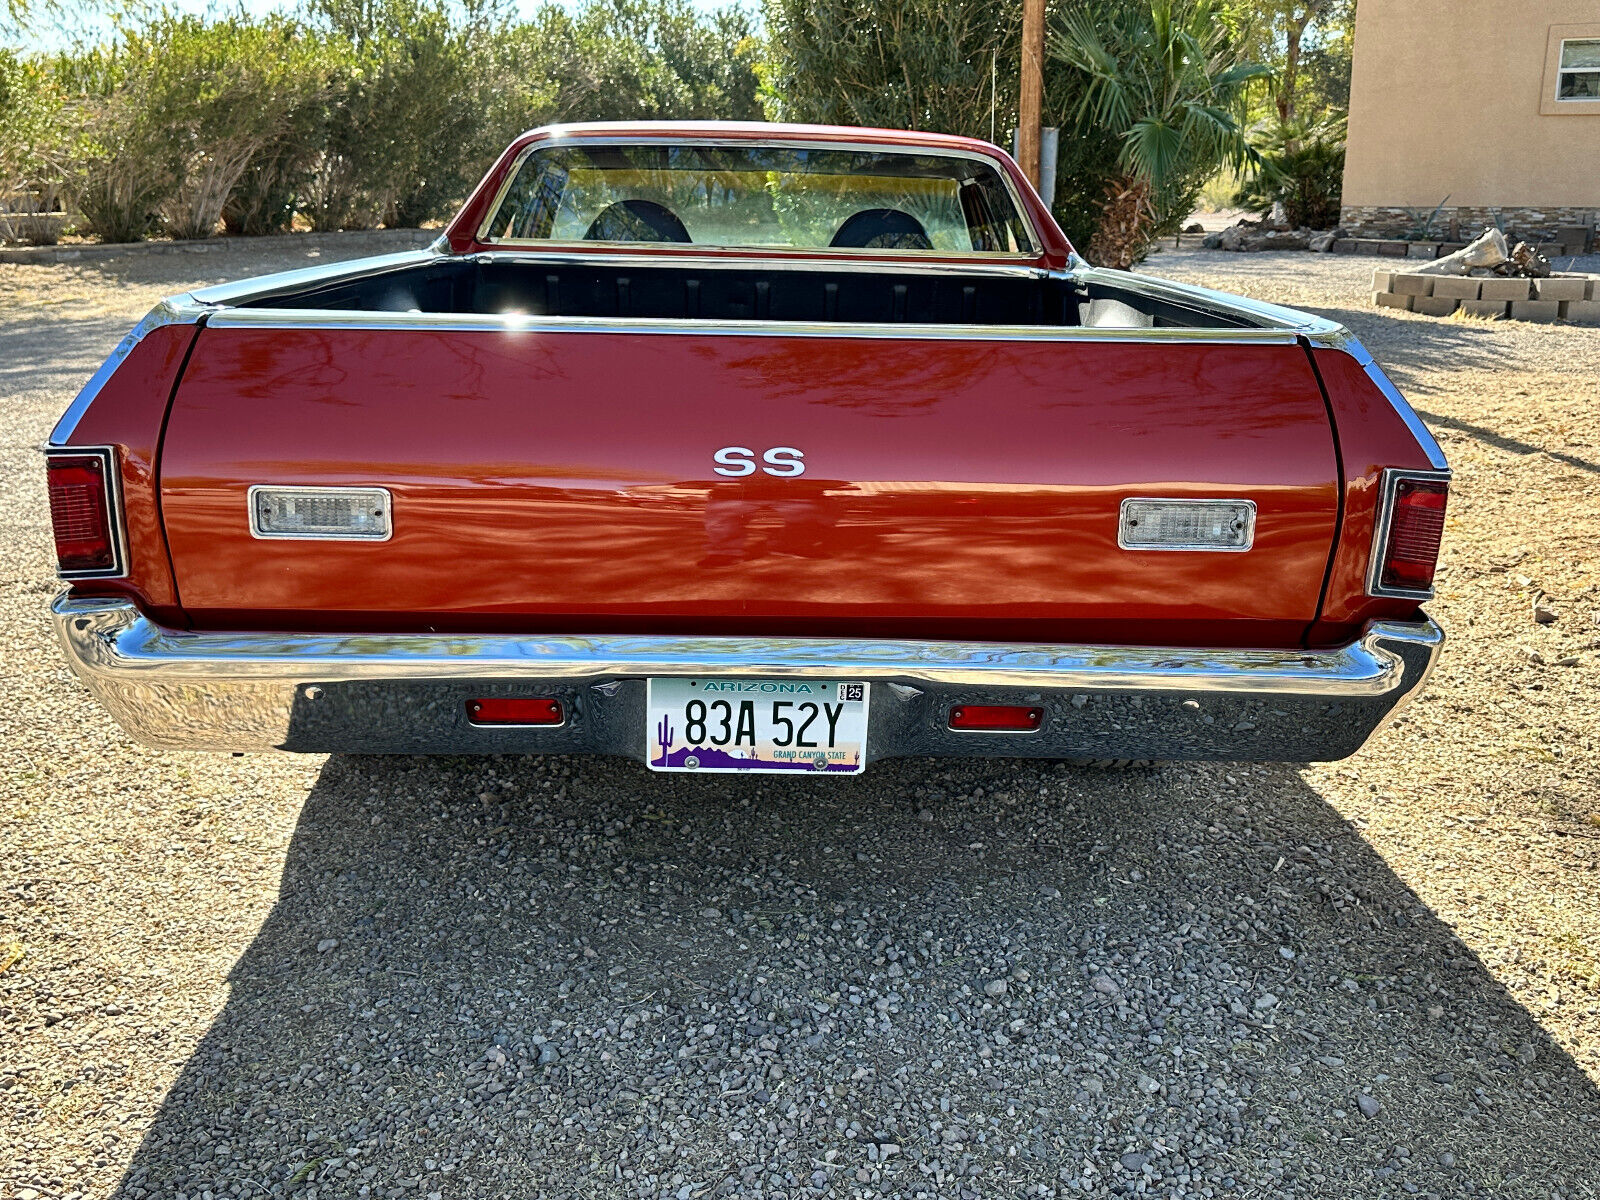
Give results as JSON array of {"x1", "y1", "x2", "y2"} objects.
[
  {"x1": 1381, "y1": 478, "x2": 1449, "y2": 593},
  {"x1": 949, "y1": 705, "x2": 1043, "y2": 732},
  {"x1": 467, "y1": 698, "x2": 564, "y2": 726},
  {"x1": 47, "y1": 452, "x2": 118, "y2": 574}
]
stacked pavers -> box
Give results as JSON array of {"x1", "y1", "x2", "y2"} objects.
[{"x1": 1372, "y1": 269, "x2": 1600, "y2": 323}]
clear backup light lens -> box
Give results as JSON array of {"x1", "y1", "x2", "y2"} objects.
[
  {"x1": 1380, "y1": 478, "x2": 1448, "y2": 594},
  {"x1": 250, "y1": 487, "x2": 392, "y2": 541},
  {"x1": 1119, "y1": 499, "x2": 1256, "y2": 551}
]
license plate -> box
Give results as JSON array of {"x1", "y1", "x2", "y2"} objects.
[{"x1": 646, "y1": 678, "x2": 869, "y2": 774}]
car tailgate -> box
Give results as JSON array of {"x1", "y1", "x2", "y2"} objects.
[{"x1": 157, "y1": 324, "x2": 1340, "y2": 647}]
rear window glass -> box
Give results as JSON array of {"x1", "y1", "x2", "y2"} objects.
[{"x1": 481, "y1": 143, "x2": 1036, "y2": 255}]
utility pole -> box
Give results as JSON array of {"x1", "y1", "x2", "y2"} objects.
[{"x1": 1018, "y1": 0, "x2": 1046, "y2": 187}]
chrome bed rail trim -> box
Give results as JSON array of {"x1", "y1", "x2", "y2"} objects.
[
  {"x1": 204, "y1": 306, "x2": 1303, "y2": 345},
  {"x1": 53, "y1": 593, "x2": 1443, "y2": 756},
  {"x1": 187, "y1": 249, "x2": 450, "y2": 307}
]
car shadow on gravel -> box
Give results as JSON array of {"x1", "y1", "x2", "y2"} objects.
[{"x1": 111, "y1": 754, "x2": 1600, "y2": 1199}]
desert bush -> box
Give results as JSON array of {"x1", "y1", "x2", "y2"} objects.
[
  {"x1": 54, "y1": 40, "x2": 180, "y2": 242},
  {"x1": 152, "y1": 15, "x2": 336, "y2": 239}
]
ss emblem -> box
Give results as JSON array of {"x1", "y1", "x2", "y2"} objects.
[{"x1": 713, "y1": 446, "x2": 806, "y2": 478}]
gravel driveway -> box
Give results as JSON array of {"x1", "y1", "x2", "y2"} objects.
[{"x1": 3, "y1": 240, "x2": 1599, "y2": 1199}]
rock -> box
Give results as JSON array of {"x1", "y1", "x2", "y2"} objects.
[
  {"x1": 537, "y1": 1043, "x2": 560, "y2": 1066},
  {"x1": 1556, "y1": 656, "x2": 1580, "y2": 667},
  {"x1": 1201, "y1": 232, "x2": 1223, "y2": 250},
  {"x1": 983, "y1": 979, "x2": 1007, "y2": 998},
  {"x1": 1357, "y1": 1094, "x2": 1383, "y2": 1119},
  {"x1": 1184, "y1": 222, "x2": 1205, "y2": 233},
  {"x1": 1254, "y1": 992, "x2": 1279, "y2": 1010},
  {"x1": 1439, "y1": 1151, "x2": 1457, "y2": 1168},
  {"x1": 1090, "y1": 974, "x2": 1120, "y2": 997},
  {"x1": 1119, "y1": 1151, "x2": 1149, "y2": 1171},
  {"x1": 1309, "y1": 230, "x2": 1339, "y2": 252},
  {"x1": 1534, "y1": 599, "x2": 1558, "y2": 624},
  {"x1": 316, "y1": 938, "x2": 338, "y2": 953},
  {"x1": 1522, "y1": 648, "x2": 1546, "y2": 664},
  {"x1": 1137, "y1": 1073, "x2": 1160, "y2": 1094}
]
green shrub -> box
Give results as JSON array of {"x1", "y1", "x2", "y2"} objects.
[
  {"x1": 0, "y1": 48, "x2": 68, "y2": 243},
  {"x1": 761, "y1": 0, "x2": 1017, "y2": 135},
  {"x1": 1234, "y1": 115, "x2": 1345, "y2": 230}
]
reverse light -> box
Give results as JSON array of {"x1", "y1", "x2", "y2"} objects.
[
  {"x1": 467, "y1": 698, "x2": 565, "y2": 726},
  {"x1": 1119, "y1": 498, "x2": 1255, "y2": 551},
  {"x1": 47, "y1": 448, "x2": 124, "y2": 577},
  {"x1": 250, "y1": 486, "x2": 392, "y2": 541},
  {"x1": 949, "y1": 705, "x2": 1043, "y2": 732},
  {"x1": 1371, "y1": 471, "x2": 1450, "y2": 598}
]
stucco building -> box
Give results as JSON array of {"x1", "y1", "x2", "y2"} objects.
[{"x1": 1342, "y1": 0, "x2": 1599, "y2": 242}]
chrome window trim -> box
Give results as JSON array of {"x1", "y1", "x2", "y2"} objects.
[
  {"x1": 247, "y1": 485, "x2": 394, "y2": 542},
  {"x1": 1117, "y1": 497, "x2": 1257, "y2": 553},
  {"x1": 1366, "y1": 467, "x2": 1452, "y2": 601},
  {"x1": 474, "y1": 132, "x2": 1043, "y2": 258},
  {"x1": 49, "y1": 299, "x2": 208, "y2": 446},
  {"x1": 48, "y1": 445, "x2": 128, "y2": 579},
  {"x1": 467, "y1": 248, "x2": 1052, "y2": 279}
]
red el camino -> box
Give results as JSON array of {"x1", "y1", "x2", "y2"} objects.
[{"x1": 47, "y1": 122, "x2": 1448, "y2": 773}]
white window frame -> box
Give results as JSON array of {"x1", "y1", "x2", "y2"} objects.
[{"x1": 1555, "y1": 37, "x2": 1600, "y2": 102}]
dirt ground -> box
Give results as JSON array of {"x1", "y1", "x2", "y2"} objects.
[{"x1": 2, "y1": 238, "x2": 1599, "y2": 1199}]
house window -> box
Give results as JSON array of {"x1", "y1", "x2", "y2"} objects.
[{"x1": 1557, "y1": 38, "x2": 1600, "y2": 100}]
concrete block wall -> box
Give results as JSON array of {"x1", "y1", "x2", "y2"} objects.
[{"x1": 1370, "y1": 269, "x2": 1600, "y2": 323}]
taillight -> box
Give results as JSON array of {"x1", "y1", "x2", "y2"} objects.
[
  {"x1": 47, "y1": 448, "x2": 124, "y2": 577},
  {"x1": 1370, "y1": 470, "x2": 1449, "y2": 598}
]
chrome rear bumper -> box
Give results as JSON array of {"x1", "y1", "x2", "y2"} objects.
[{"x1": 52, "y1": 594, "x2": 1442, "y2": 763}]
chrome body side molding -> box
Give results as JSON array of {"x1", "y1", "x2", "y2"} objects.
[
  {"x1": 53, "y1": 594, "x2": 1443, "y2": 761},
  {"x1": 49, "y1": 299, "x2": 207, "y2": 446}
]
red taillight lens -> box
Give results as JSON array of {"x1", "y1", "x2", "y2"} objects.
[
  {"x1": 48, "y1": 451, "x2": 120, "y2": 575},
  {"x1": 949, "y1": 705, "x2": 1043, "y2": 732},
  {"x1": 467, "y1": 698, "x2": 564, "y2": 726},
  {"x1": 1379, "y1": 477, "x2": 1448, "y2": 594}
]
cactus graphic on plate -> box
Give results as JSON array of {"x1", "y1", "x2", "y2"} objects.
[{"x1": 656, "y1": 713, "x2": 675, "y2": 764}]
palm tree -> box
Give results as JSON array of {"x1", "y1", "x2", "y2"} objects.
[{"x1": 1051, "y1": 0, "x2": 1267, "y2": 268}]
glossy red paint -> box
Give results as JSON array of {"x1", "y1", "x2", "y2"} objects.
[
  {"x1": 442, "y1": 121, "x2": 1074, "y2": 268},
  {"x1": 158, "y1": 325, "x2": 1341, "y2": 647},
  {"x1": 1305, "y1": 347, "x2": 1443, "y2": 645},
  {"x1": 52, "y1": 323, "x2": 200, "y2": 623}
]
